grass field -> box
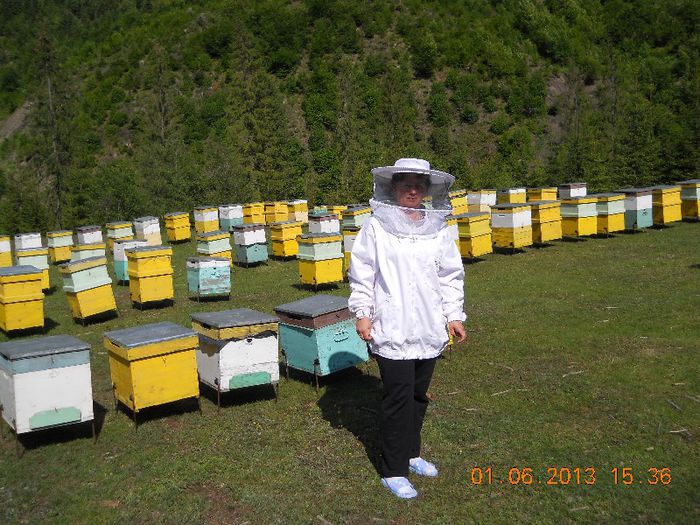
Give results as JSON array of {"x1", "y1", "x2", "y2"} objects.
[{"x1": 1, "y1": 223, "x2": 698, "y2": 524}]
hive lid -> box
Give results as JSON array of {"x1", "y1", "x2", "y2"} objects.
[
  {"x1": 47, "y1": 230, "x2": 73, "y2": 236},
  {"x1": 616, "y1": 187, "x2": 653, "y2": 195},
  {"x1": 186, "y1": 256, "x2": 230, "y2": 264},
  {"x1": 232, "y1": 224, "x2": 264, "y2": 231},
  {"x1": 497, "y1": 187, "x2": 526, "y2": 193},
  {"x1": 452, "y1": 212, "x2": 491, "y2": 219},
  {"x1": 274, "y1": 295, "x2": 348, "y2": 318},
  {"x1": 0, "y1": 335, "x2": 90, "y2": 360},
  {"x1": 164, "y1": 211, "x2": 188, "y2": 217},
  {"x1": 75, "y1": 225, "x2": 101, "y2": 232},
  {"x1": 299, "y1": 233, "x2": 341, "y2": 240},
  {"x1": 675, "y1": 179, "x2": 700, "y2": 184},
  {"x1": 309, "y1": 212, "x2": 339, "y2": 220},
  {"x1": 559, "y1": 182, "x2": 587, "y2": 188},
  {"x1": 104, "y1": 321, "x2": 195, "y2": 348},
  {"x1": 126, "y1": 245, "x2": 171, "y2": 253},
  {"x1": 196, "y1": 230, "x2": 229, "y2": 240},
  {"x1": 526, "y1": 200, "x2": 560, "y2": 207},
  {"x1": 589, "y1": 193, "x2": 624, "y2": 199},
  {"x1": 133, "y1": 216, "x2": 158, "y2": 222},
  {"x1": 59, "y1": 256, "x2": 107, "y2": 271},
  {"x1": 647, "y1": 185, "x2": 680, "y2": 191},
  {"x1": 194, "y1": 205, "x2": 218, "y2": 211},
  {"x1": 270, "y1": 220, "x2": 301, "y2": 227},
  {"x1": 105, "y1": 221, "x2": 132, "y2": 227},
  {"x1": 0, "y1": 265, "x2": 41, "y2": 276},
  {"x1": 491, "y1": 203, "x2": 531, "y2": 210},
  {"x1": 191, "y1": 308, "x2": 278, "y2": 329}
]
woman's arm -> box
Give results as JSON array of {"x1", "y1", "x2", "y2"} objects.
[
  {"x1": 348, "y1": 221, "x2": 378, "y2": 341},
  {"x1": 438, "y1": 230, "x2": 467, "y2": 342}
]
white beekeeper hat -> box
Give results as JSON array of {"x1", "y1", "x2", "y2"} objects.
[{"x1": 371, "y1": 158, "x2": 455, "y2": 186}]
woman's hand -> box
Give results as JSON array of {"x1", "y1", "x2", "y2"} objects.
[
  {"x1": 448, "y1": 320, "x2": 466, "y2": 343},
  {"x1": 356, "y1": 317, "x2": 373, "y2": 341}
]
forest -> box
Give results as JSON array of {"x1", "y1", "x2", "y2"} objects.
[{"x1": 0, "y1": 0, "x2": 698, "y2": 232}]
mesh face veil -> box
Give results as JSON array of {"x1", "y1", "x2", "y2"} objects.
[{"x1": 369, "y1": 158, "x2": 455, "y2": 238}]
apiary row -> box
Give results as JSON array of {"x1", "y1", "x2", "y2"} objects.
[{"x1": 0, "y1": 296, "x2": 368, "y2": 442}]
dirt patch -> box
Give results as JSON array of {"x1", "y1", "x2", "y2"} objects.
[
  {"x1": 0, "y1": 100, "x2": 31, "y2": 142},
  {"x1": 190, "y1": 482, "x2": 251, "y2": 525}
]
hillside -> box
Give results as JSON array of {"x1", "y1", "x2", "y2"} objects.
[{"x1": 0, "y1": 0, "x2": 698, "y2": 232}]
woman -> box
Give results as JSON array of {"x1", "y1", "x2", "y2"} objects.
[{"x1": 348, "y1": 158, "x2": 466, "y2": 499}]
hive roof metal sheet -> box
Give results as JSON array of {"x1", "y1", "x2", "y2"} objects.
[
  {"x1": 299, "y1": 233, "x2": 341, "y2": 240},
  {"x1": 0, "y1": 335, "x2": 90, "y2": 360},
  {"x1": 191, "y1": 308, "x2": 278, "y2": 328},
  {"x1": 134, "y1": 216, "x2": 158, "y2": 222},
  {"x1": 104, "y1": 321, "x2": 195, "y2": 348},
  {"x1": 452, "y1": 212, "x2": 491, "y2": 219},
  {"x1": 274, "y1": 295, "x2": 348, "y2": 318},
  {"x1": 164, "y1": 211, "x2": 188, "y2": 217},
  {"x1": 525, "y1": 200, "x2": 560, "y2": 206},
  {"x1": 616, "y1": 188, "x2": 652, "y2": 194},
  {"x1": 59, "y1": 256, "x2": 107, "y2": 270},
  {"x1": 186, "y1": 256, "x2": 230, "y2": 263},
  {"x1": 126, "y1": 245, "x2": 171, "y2": 253},
  {"x1": 0, "y1": 265, "x2": 41, "y2": 276},
  {"x1": 75, "y1": 225, "x2": 101, "y2": 231},
  {"x1": 491, "y1": 203, "x2": 532, "y2": 210},
  {"x1": 589, "y1": 193, "x2": 625, "y2": 198}
]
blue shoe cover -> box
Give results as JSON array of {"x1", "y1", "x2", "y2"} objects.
[
  {"x1": 381, "y1": 477, "x2": 418, "y2": 499},
  {"x1": 409, "y1": 457, "x2": 438, "y2": 477}
]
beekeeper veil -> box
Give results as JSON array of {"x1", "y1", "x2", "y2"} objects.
[{"x1": 369, "y1": 158, "x2": 455, "y2": 238}]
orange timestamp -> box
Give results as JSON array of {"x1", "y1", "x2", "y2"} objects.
[{"x1": 468, "y1": 466, "x2": 672, "y2": 486}]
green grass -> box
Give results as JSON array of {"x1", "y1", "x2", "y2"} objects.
[{"x1": 1, "y1": 223, "x2": 699, "y2": 524}]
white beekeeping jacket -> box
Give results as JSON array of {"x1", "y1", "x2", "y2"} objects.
[{"x1": 348, "y1": 158, "x2": 466, "y2": 360}]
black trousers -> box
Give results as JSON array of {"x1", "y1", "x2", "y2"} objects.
[{"x1": 375, "y1": 354, "x2": 438, "y2": 478}]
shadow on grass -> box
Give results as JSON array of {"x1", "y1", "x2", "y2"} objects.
[
  {"x1": 492, "y1": 246, "x2": 527, "y2": 255},
  {"x1": 44, "y1": 286, "x2": 57, "y2": 296},
  {"x1": 198, "y1": 380, "x2": 277, "y2": 410},
  {"x1": 113, "y1": 396, "x2": 200, "y2": 428},
  {"x1": 292, "y1": 283, "x2": 340, "y2": 292},
  {"x1": 689, "y1": 264, "x2": 700, "y2": 270},
  {"x1": 188, "y1": 294, "x2": 231, "y2": 304},
  {"x1": 4, "y1": 318, "x2": 60, "y2": 338},
  {"x1": 72, "y1": 310, "x2": 119, "y2": 327},
  {"x1": 131, "y1": 298, "x2": 175, "y2": 310},
  {"x1": 591, "y1": 233, "x2": 617, "y2": 240},
  {"x1": 530, "y1": 242, "x2": 555, "y2": 249},
  {"x1": 317, "y1": 364, "x2": 383, "y2": 476},
  {"x1": 462, "y1": 257, "x2": 487, "y2": 265},
  {"x1": 561, "y1": 236, "x2": 589, "y2": 243}
]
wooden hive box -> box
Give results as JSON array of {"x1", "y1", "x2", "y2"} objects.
[
  {"x1": 75, "y1": 225, "x2": 103, "y2": 245},
  {"x1": 0, "y1": 235, "x2": 11, "y2": 268},
  {"x1": 196, "y1": 230, "x2": 232, "y2": 264},
  {"x1": 126, "y1": 245, "x2": 174, "y2": 305},
  {"x1": 70, "y1": 242, "x2": 107, "y2": 262},
  {"x1": 326, "y1": 205, "x2": 347, "y2": 221},
  {"x1": 297, "y1": 233, "x2": 343, "y2": 286},
  {"x1": 561, "y1": 196, "x2": 598, "y2": 237},
  {"x1": 186, "y1": 257, "x2": 231, "y2": 299},
  {"x1": 497, "y1": 187, "x2": 527, "y2": 204},
  {"x1": 449, "y1": 189, "x2": 468, "y2": 212},
  {"x1": 458, "y1": 233, "x2": 493, "y2": 258},
  {"x1": 243, "y1": 202, "x2": 265, "y2": 224},
  {"x1": 191, "y1": 308, "x2": 280, "y2": 400},
  {"x1": 677, "y1": 179, "x2": 700, "y2": 219},
  {"x1": 527, "y1": 187, "x2": 557, "y2": 201},
  {"x1": 232, "y1": 224, "x2": 267, "y2": 264},
  {"x1": 287, "y1": 200, "x2": 309, "y2": 223},
  {"x1": 0, "y1": 266, "x2": 44, "y2": 332},
  {"x1": 491, "y1": 204, "x2": 533, "y2": 249},
  {"x1": 59, "y1": 256, "x2": 116, "y2": 321},
  {"x1": 0, "y1": 335, "x2": 93, "y2": 436},
  {"x1": 270, "y1": 221, "x2": 303, "y2": 258},
  {"x1": 104, "y1": 322, "x2": 199, "y2": 419},
  {"x1": 528, "y1": 200, "x2": 562, "y2": 243},
  {"x1": 341, "y1": 205, "x2": 371, "y2": 229},
  {"x1": 163, "y1": 212, "x2": 191, "y2": 243},
  {"x1": 46, "y1": 230, "x2": 74, "y2": 263},
  {"x1": 194, "y1": 206, "x2": 220, "y2": 234},
  {"x1": 218, "y1": 204, "x2": 244, "y2": 231},
  {"x1": 113, "y1": 239, "x2": 148, "y2": 282},
  {"x1": 342, "y1": 226, "x2": 360, "y2": 275},
  {"x1": 649, "y1": 185, "x2": 682, "y2": 225},
  {"x1": 15, "y1": 247, "x2": 50, "y2": 290},
  {"x1": 308, "y1": 212, "x2": 340, "y2": 234},
  {"x1": 558, "y1": 182, "x2": 588, "y2": 200},
  {"x1": 133, "y1": 216, "x2": 162, "y2": 246},
  {"x1": 265, "y1": 201, "x2": 291, "y2": 224},
  {"x1": 589, "y1": 193, "x2": 626, "y2": 234},
  {"x1": 312, "y1": 205, "x2": 328, "y2": 214},
  {"x1": 14, "y1": 233, "x2": 42, "y2": 251},
  {"x1": 105, "y1": 221, "x2": 134, "y2": 251},
  {"x1": 616, "y1": 188, "x2": 653, "y2": 230},
  {"x1": 453, "y1": 212, "x2": 493, "y2": 257},
  {"x1": 274, "y1": 295, "x2": 368, "y2": 382}
]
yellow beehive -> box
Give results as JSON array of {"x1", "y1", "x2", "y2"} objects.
[
  {"x1": 527, "y1": 187, "x2": 558, "y2": 201},
  {"x1": 104, "y1": 322, "x2": 199, "y2": 420},
  {"x1": 0, "y1": 235, "x2": 11, "y2": 267},
  {"x1": 0, "y1": 266, "x2": 44, "y2": 332},
  {"x1": 681, "y1": 199, "x2": 699, "y2": 219},
  {"x1": 597, "y1": 214, "x2": 625, "y2": 234},
  {"x1": 532, "y1": 221, "x2": 562, "y2": 243},
  {"x1": 126, "y1": 245, "x2": 174, "y2": 306},
  {"x1": 497, "y1": 188, "x2": 527, "y2": 204},
  {"x1": 491, "y1": 203, "x2": 533, "y2": 249},
  {"x1": 649, "y1": 185, "x2": 682, "y2": 225},
  {"x1": 105, "y1": 222, "x2": 134, "y2": 251},
  {"x1": 286, "y1": 200, "x2": 309, "y2": 223},
  {"x1": 449, "y1": 189, "x2": 468, "y2": 209},
  {"x1": 15, "y1": 247, "x2": 50, "y2": 290},
  {"x1": 562, "y1": 216, "x2": 597, "y2": 237},
  {"x1": 455, "y1": 212, "x2": 491, "y2": 237},
  {"x1": 243, "y1": 202, "x2": 265, "y2": 224},
  {"x1": 264, "y1": 202, "x2": 288, "y2": 224},
  {"x1": 59, "y1": 257, "x2": 116, "y2": 321},
  {"x1": 46, "y1": 230, "x2": 74, "y2": 263},
  {"x1": 561, "y1": 196, "x2": 597, "y2": 237},
  {"x1": 299, "y1": 258, "x2": 344, "y2": 286},
  {"x1": 492, "y1": 227, "x2": 533, "y2": 249},
  {"x1": 529, "y1": 200, "x2": 562, "y2": 243},
  {"x1": 194, "y1": 206, "x2": 220, "y2": 234},
  {"x1": 458, "y1": 234, "x2": 493, "y2": 258},
  {"x1": 164, "y1": 212, "x2": 191, "y2": 242},
  {"x1": 327, "y1": 205, "x2": 347, "y2": 221},
  {"x1": 529, "y1": 200, "x2": 561, "y2": 223},
  {"x1": 677, "y1": 179, "x2": 700, "y2": 219},
  {"x1": 270, "y1": 221, "x2": 303, "y2": 241}
]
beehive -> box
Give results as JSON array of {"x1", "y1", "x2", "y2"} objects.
[
  {"x1": 287, "y1": 200, "x2": 309, "y2": 223},
  {"x1": 191, "y1": 309, "x2": 280, "y2": 401},
  {"x1": 649, "y1": 185, "x2": 682, "y2": 225},
  {"x1": 677, "y1": 179, "x2": 700, "y2": 219},
  {"x1": 560, "y1": 196, "x2": 597, "y2": 237},
  {"x1": 449, "y1": 189, "x2": 469, "y2": 215},
  {"x1": 218, "y1": 204, "x2": 244, "y2": 231},
  {"x1": 194, "y1": 206, "x2": 220, "y2": 234},
  {"x1": 587, "y1": 193, "x2": 624, "y2": 235},
  {"x1": 528, "y1": 200, "x2": 562, "y2": 243},
  {"x1": 309, "y1": 212, "x2": 340, "y2": 234},
  {"x1": 454, "y1": 212, "x2": 492, "y2": 258},
  {"x1": 527, "y1": 187, "x2": 557, "y2": 201},
  {"x1": 75, "y1": 225, "x2": 103, "y2": 245},
  {"x1": 104, "y1": 322, "x2": 199, "y2": 420},
  {"x1": 342, "y1": 226, "x2": 360, "y2": 275},
  {"x1": 232, "y1": 224, "x2": 268, "y2": 265},
  {"x1": 274, "y1": 295, "x2": 368, "y2": 383},
  {"x1": 113, "y1": 239, "x2": 148, "y2": 282},
  {"x1": 0, "y1": 235, "x2": 11, "y2": 267},
  {"x1": 467, "y1": 189, "x2": 497, "y2": 212},
  {"x1": 497, "y1": 187, "x2": 527, "y2": 204},
  {"x1": 59, "y1": 256, "x2": 116, "y2": 321},
  {"x1": 326, "y1": 205, "x2": 347, "y2": 221},
  {"x1": 105, "y1": 221, "x2": 134, "y2": 250},
  {"x1": 491, "y1": 203, "x2": 533, "y2": 249},
  {"x1": 341, "y1": 205, "x2": 371, "y2": 229},
  {"x1": 0, "y1": 335, "x2": 93, "y2": 436},
  {"x1": 14, "y1": 233, "x2": 42, "y2": 251},
  {"x1": 558, "y1": 182, "x2": 588, "y2": 200},
  {"x1": 164, "y1": 212, "x2": 191, "y2": 243},
  {"x1": 298, "y1": 233, "x2": 343, "y2": 286},
  {"x1": 264, "y1": 202, "x2": 289, "y2": 224},
  {"x1": 70, "y1": 242, "x2": 107, "y2": 262},
  {"x1": 616, "y1": 188, "x2": 653, "y2": 230},
  {"x1": 133, "y1": 216, "x2": 162, "y2": 246},
  {"x1": 126, "y1": 245, "x2": 174, "y2": 306},
  {"x1": 270, "y1": 221, "x2": 303, "y2": 258},
  {"x1": 186, "y1": 257, "x2": 231, "y2": 299},
  {"x1": 196, "y1": 230, "x2": 232, "y2": 265},
  {"x1": 15, "y1": 247, "x2": 50, "y2": 290},
  {"x1": 243, "y1": 202, "x2": 265, "y2": 224},
  {"x1": 312, "y1": 205, "x2": 328, "y2": 214},
  {"x1": 0, "y1": 266, "x2": 44, "y2": 332},
  {"x1": 46, "y1": 230, "x2": 74, "y2": 263}
]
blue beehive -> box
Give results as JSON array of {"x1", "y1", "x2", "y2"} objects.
[
  {"x1": 274, "y1": 295, "x2": 368, "y2": 386},
  {"x1": 617, "y1": 188, "x2": 653, "y2": 230},
  {"x1": 233, "y1": 243, "x2": 268, "y2": 265},
  {"x1": 186, "y1": 257, "x2": 231, "y2": 299}
]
